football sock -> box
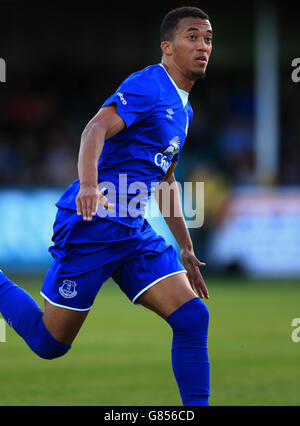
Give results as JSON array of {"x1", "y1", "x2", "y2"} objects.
[
  {"x1": 166, "y1": 297, "x2": 210, "y2": 406},
  {"x1": 0, "y1": 271, "x2": 71, "y2": 359}
]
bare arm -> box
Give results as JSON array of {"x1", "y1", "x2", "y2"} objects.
[
  {"x1": 75, "y1": 104, "x2": 125, "y2": 221},
  {"x1": 158, "y1": 163, "x2": 193, "y2": 250},
  {"x1": 155, "y1": 163, "x2": 209, "y2": 299}
]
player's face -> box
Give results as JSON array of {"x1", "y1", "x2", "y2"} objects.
[{"x1": 171, "y1": 17, "x2": 213, "y2": 81}]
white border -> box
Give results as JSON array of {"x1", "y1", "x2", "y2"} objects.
[
  {"x1": 40, "y1": 291, "x2": 92, "y2": 312},
  {"x1": 132, "y1": 270, "x2": 187, "y2": 304}
]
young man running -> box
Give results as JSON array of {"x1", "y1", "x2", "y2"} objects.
[{"x1": 0, "y1": 6, "x2": 213, "y2": 406}]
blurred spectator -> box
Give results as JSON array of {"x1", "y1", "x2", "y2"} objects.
[
  {"x1": 8, "y1": 92, "x2": 57, "y2": 129},
  {"x1": 41, "y1": 127, "x2": 77, "y2": 185},
  {"x1": 216, "y1": 117, "x2": 255, "y2": 185},
  {"x1": 0, "y1": 133, "x2": 20, "y2": 184}
]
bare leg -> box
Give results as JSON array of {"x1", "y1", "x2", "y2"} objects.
[
  {"x1": 136, "y1": 272, "x2": 197, "y2": 319},
  {"x1": 43, "y1": 300, "x2": 89, "y2": 346}
]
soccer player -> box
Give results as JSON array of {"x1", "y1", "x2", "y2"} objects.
[{"x1": 0, "y1": 6, "x2": 213, "y2": 406}]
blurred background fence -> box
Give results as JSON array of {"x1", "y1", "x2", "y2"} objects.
[{"x1": 0, "y1": 0, "x2": 299, "y2": 277}]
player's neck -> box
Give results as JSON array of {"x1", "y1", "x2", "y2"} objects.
[{"x1": 161, "y1": 60, "x2": 195, "y2": 93}]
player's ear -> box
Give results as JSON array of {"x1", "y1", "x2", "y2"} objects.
[{"x1": 160, "y1": 40, "x2": 173, "y2": 56}]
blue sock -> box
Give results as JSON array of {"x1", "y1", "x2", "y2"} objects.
[
  {"x1": 166, "y1": 298, "x2": 210, "y2": 406},
  {"x1": 0, "y1": 271, "x2": 71, "y2": 359}
]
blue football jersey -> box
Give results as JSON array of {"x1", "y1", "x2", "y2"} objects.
[{"x1": 56, "y1": 64, "x2": 194, "y2": 227}]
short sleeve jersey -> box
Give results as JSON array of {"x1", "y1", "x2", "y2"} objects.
[{"x1": 56, "y1": 64, "x2": 194, "y2": 227}]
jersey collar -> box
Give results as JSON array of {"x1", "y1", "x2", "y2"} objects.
[{"x1": 159, "y1": 63, "x2": 189, "y2": 108}]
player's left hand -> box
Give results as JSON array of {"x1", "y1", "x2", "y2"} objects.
[{"x1": 180, "y1": 248, "x2": 209, "y2": 300}]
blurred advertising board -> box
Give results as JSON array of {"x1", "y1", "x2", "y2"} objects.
[
  {"x1": 0, "y1": 189, "x2": 177, "y2": 273},
  {"x1": 0, "y1": 189, "x2": 59, "y2": 272},
  {"x1": 208, "y1": 187, "x2": 300, "y2": 277}
]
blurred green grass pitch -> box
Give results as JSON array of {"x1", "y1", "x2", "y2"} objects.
[{"x1": 0, "y1": 276, "x2": 300, "y2": 406}]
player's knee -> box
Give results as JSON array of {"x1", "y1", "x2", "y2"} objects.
[
  {"x1": 167, "y1": 297, "x2": 209, "y2": 336},
  {"x1": 28, "y1": 319, "x2": 71, "y2": 360},
  {"x1": 193, "y1": 298, "x2": 209, "y2": 330},
  {"x1": 32, "y1": 340, "x2": 71, "y2": 360}
]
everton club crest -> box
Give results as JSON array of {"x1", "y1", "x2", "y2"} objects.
[{"x1": 59, "y1": 280, "x2": 78, "y2": 299}]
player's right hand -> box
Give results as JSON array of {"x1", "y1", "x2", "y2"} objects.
[{"x1": 75, "y1": 185, "x2": 115, "y2": 221}]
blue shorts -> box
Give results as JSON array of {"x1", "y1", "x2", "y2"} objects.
[{"x1": 41, "y1": 208, "x2": 186, "y2": 311}]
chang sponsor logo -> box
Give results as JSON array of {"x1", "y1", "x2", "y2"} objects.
[
  {"x1": 154, "y1": 137, "x2": 181, "y2": 172},
  {"x1": 163, "y1": 136, "x2": 180, "y2": 157},
  {"x1": 154, "y1": 153, "x2": 172, "y2": 173}
]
